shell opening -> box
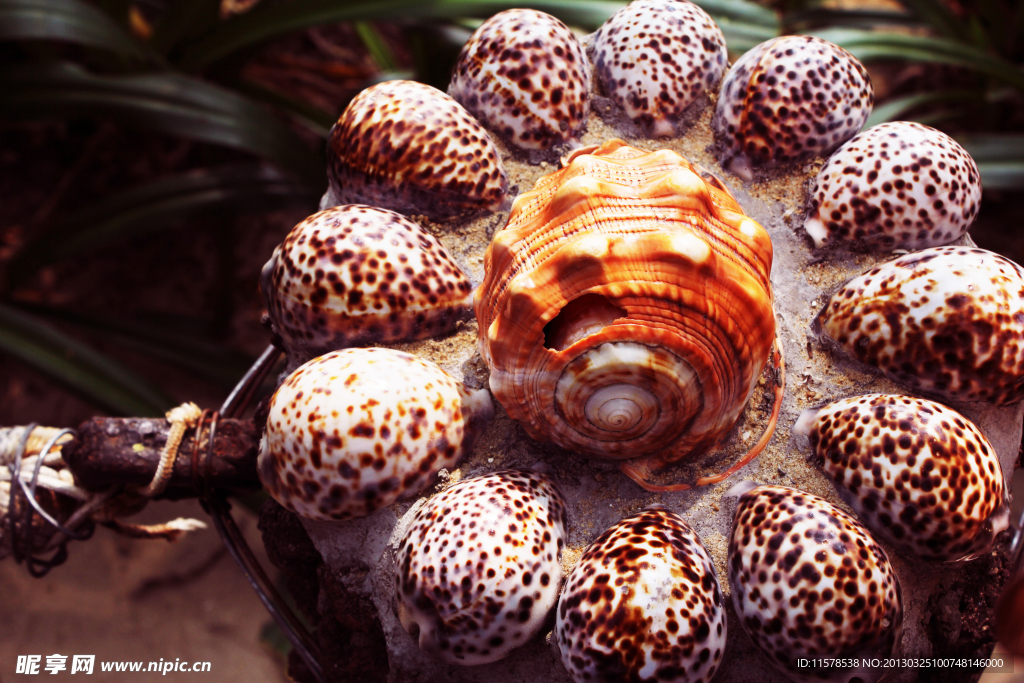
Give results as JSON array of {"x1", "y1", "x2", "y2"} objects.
[{"x1": 543, "y1": 293, "x2": 626, "y2": 352}]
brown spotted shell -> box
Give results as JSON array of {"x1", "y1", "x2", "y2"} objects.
[
  {"x1": 591, "y1": 0, "x2": 728, "y2": 138},
  {"x1": 712, "y1": 36, "x2": 872, "y2": 180},
  {"x1": 257, "y1": 348, "x2": 494, "y2": 521},
  {"x1": 327, "y1": 80, "x2": 508, "y2": 221},
  {"x1": 475, "y1": 139, "x2": 775, "y2": 474},
  {"x1": 728, "y1": 484, "x2": 904, "y2": 683},
  {"x1": 260, "y1": 205, "x2": 474, "y2": 367},
  {"x1": 396, "y1": 468, "x2": 568, "y2": 665},
  {"x1": 448, "y1": 9, "x2": 591, "y2": 151},
  {"x1": 815, "y1": 246, "x2": 1024, "y2": 405},
  {"x1": 804, "y1": 122, "x2": 982, "y2": 251},
  {"x1": 796, "y1": 394, "x2": 1009, "y2": 562},
  {"x1": 555, "y1": 506, "x2": 727, "y2": 683}
]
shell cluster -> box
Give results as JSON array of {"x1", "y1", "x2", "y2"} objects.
[
  {"x1": 713, "y1": 36, "x2": 873, "y2": 179},
  {"x1": 327, "y1": 80, "x2": 508, "y2": 221},
  {"x1": 396, "y1": 468, "x2": 568, "y2": 664},
  {"x1": 797, "y1": 394, "x2": 1009, "y2": 562},
  {"x1": 475, "y1": 139, "x2": 776, "y2": 479},
  {"x1": 257, "y1": 348, "x2": 493, "y2": 521},
  {"x1": 805, "y1": 122, "x2": 982, "y2": 251},
  {"x1": 556, "y1": 507, "x2": 726, "y2": 683},
  {"x1": 261, "y1": 205, "x2": 474, "y2": 365},
  {"x1": 816, "y1": 246, "x2": 1024, "y2": 405},
  {"x1": 729, "y1": 484, "x2": 904, "y2": 683},
  {"x1": 591, "y1": 0, "x2": 727, "y2": 137},
  {"x1": 449, "y1": 9, "x2": 591, "y2": 152}
]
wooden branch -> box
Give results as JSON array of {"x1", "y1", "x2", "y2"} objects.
[{"x1": 63, "y1": 417, "x2": 260, "y2": 499}]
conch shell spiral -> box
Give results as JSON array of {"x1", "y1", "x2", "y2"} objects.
[{"x1": 475, "y1": 139, "x2": 783, "y2": 490}]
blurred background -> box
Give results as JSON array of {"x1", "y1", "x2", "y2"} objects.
[{"x1": 0, "y1": 0, "x2": 1022, "y2": 680}]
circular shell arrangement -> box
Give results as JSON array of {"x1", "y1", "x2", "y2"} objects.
[
  {"x1": 591, "y1": 0, "x2": 727, "y2": 138},
  {"x1": 556, "y1": 506, "x2": 726, "y2": 683},
  {"x1": 448, "y1": 9, "x2": 591, "y2": 152},
  {"x1": 396, "y1": 468, "x2": 568, "y2": 665},
  {"x1": 805, "y1": 122, "x2": 982, "y2": 251},
  {"x1": 816, "y1": 246, "x2": 1024, "y2": 405},
  {"x1": 261, "y1": 205, "x2": 474, "y2": 365},
  {"x1": 257, "y1": 348, "x2": 494, "y2": 521},
  {"x1": 475, "y1": 139, "x2": 776, "y2": 482},
  {"x1": 327, "y1": 80, "x2": 508, "y2": 221},
  {"x1": 728, "y1": 485, "x2": 904, "y2": 683},
  {"x1": 712, "y1": 36, "x2": 872, "y2": 180},
  {"x1": 797, "y1": 394, "x2": 1009, "y2": 562}
]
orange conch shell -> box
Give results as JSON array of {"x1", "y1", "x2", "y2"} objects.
[{"x1": 475, "y1": 139, "x2": 778, "y2": 486}]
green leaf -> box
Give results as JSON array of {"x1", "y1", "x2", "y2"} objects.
[
  {"x1": 355, "y1": 21, "x2": 399, "y2": 72},
  {"x1": 13, "y1": 304, "x2": 257, "y2": 388},
  {"x1": 9, "y1": 163, "x2": 319, "y2": 281},
  {"x1": 957, "y1": 134, "x2": 1024, "y2": 190},
  {"x1": 0, "y1": 303, "x2": 174, "y2": 416},
  {"x1": 231, "y1": 79, "x2": 338, "y2": 137},
  {"x1": 866, "y1": 90, "x2": 979, "y2": 127},
  {"x1": 813, "y1": 28, "x2": 1024, "y2": 91},
  {"x1": 785, "y1": 8, "x2": 918, "y2": 31},
  {"x1": 0, "y1": 0, "x2": 146, "y2": 57},
  {"x1": 717, "y1": 19, "x2": 781, "y2": 52},
  {"x1": 0, "y1": 62, "x2": 324, "y2": 186}
]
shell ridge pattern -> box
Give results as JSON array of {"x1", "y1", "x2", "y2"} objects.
[{"x1": 476, "y1": 139, "x2": 776, "y2": 465}]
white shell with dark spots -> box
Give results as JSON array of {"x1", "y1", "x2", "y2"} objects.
[
  {"x1": 556, "y1": 507, "x2": 726, "y2": 683},
  {"x1": 260, "y1": 205, "x2": 474, "y2": 366},
  {"x1": 396, "y1": 468, "x2": 568, "y2": 665},
  {"x1": 327, "y1": 80, "x2": 508, "y2": 221},
  {"x1": 728, "y1": 484, "x2": 903, "y2": 683},
  {"x1": 448, "y1": 9, "x2": 591, "y2": 151},
  {"x1": 591, "y1": 0, "x2": 727, "y2": 138},
  {"x1": 796, "y1": 394, "x2": 1009, "y2": 562},
  {"x1": 712, "y1": 36, "x2": 872, "y2": 180},
  {"x1": 815, "y1": 246, "x2": 1024, "y2": 405},
  {"x1": 805, "y1": 122, "x2": 982, "y2": 251},
  {"x1": 257, "y1": 348, "x2": 494, "y2": 521}
]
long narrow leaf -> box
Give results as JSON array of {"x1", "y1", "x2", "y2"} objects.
[
  {"x1": 0, "y1": 62, "x2": 324, "y2": 186},
  {"x1": 0, "y1": 303, "x2": 174, "y2": 416},
  {"x1": 148, "y1": 0, "x2": 220, "y2": 55},
  {"x1": 10, "y1": 164, "x2": 319, "y2": 281},
  {"x1": 785, "y1": 8, "x2": 918, "y2": 31},
  {"x1": 231, "y1": 79, "x2": 337, "y2": 137},
  {"x1": 814, "y1": 28, "x2": 1024, "y2": 91},
  {"x1": 718, "y1": 19, "x2": 781, "y2": 52},
  {"x1": 355, "y1": 21, "x2": 399, "y2": 72},
  {"x1": 180, "y1": 0, "x2": 777, "y2": 71},
  {"x1": 866, "y1": 89, "x2": 979, "y2": 127},
  {"x1": 0, "y1": 0, "x2": 145, "y2": 57},
  {"x1": 15, "y1": 304, "x2": 257, "y2": 388}
]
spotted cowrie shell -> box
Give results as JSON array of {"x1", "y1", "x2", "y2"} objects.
[
  {"x1": 796, "y1": 394, "x2": 1009, "y2": 562},
  {"x1": 396, "y1": 468, "x2": 568, "y2": 665},
  {"x1": 556, "y1": 506, "x2": 726, "y2": 683},
  {"x1": 805, "y1": 122, "x2": 981, "y2": 251},
  {"x1": 728, "y1": 484, "x2": 904, "y2": 683},
  {"x1": 257, "y1": 348, "x2": 494, "y2": 521}
]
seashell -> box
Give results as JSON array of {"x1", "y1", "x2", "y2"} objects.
[
  {"x1": 327, "y1": 80, "x2": 508, "y2": 221},
  {"x1": 475, "y1": 139, "x2": 784, "y2": 491},
  {"x1": 591, "y1": 0, "x2": 728, "y2": 138},
  {"x1": 396, "y1": 467, "x2": 568, "y2": 665},
  {"x1": 796, "y1": 394, "x2": 1009, "y2": 562},
  {"x1": 555, "y1": 506, "x2": 726, "y2": 683},
  {"x1": 712, "y1": 36, "x2": 872, "y2": 181},
  {"x1": 815, "y1": 246, "x2": 1024, "y2": 405},
  {"x1": 728, "y1": 484, "x2": 904, "y2": 683},
  {"x1": 257, "y1": 348, "x2": 494, "y2": 521},
  {"x1": 448, "y1": 10, "x2": 591, "y2": 153},
  {"x1": 260, "y1": 205, "x2": 474, "y2": 367},
  {"x1": 805, "y1": 122, "x2": 982, "y2": 251}
]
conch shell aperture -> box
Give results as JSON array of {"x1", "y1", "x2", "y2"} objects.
[{"x1": 475, "y1": 139, "x2": 784, "y2": 491}]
